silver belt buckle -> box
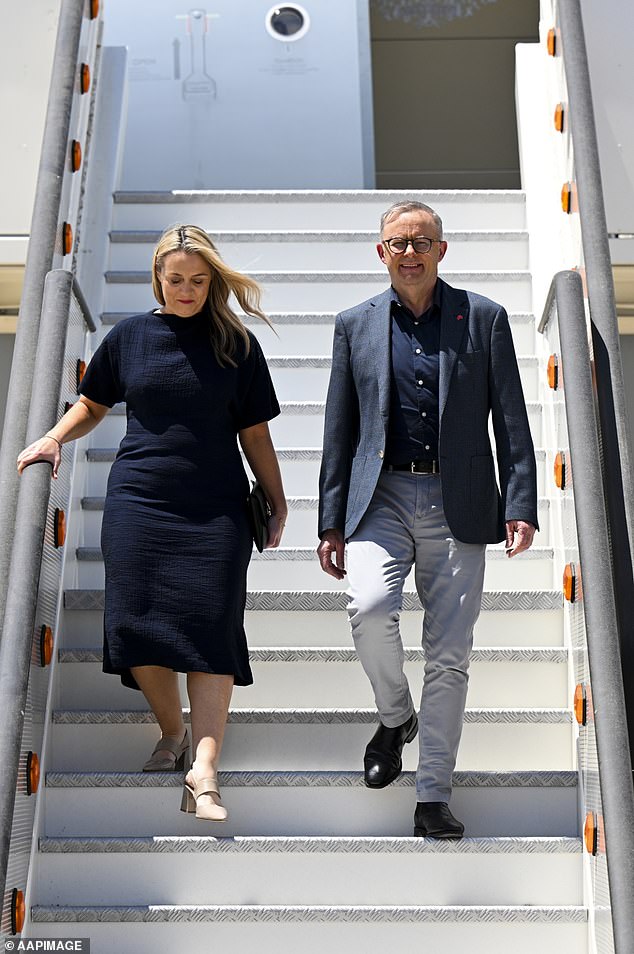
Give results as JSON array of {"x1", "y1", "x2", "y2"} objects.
[{"x1": 411, "y1": 460, "x2": 438, "y2": 475}]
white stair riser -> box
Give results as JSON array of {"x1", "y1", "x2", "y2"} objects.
[
  {"x1": 246, "y1": 556, "x2": 553, "y2": 591},
  {"x1": 74, "y1": 553, "x2": 554, "y2": 591},
  {"x1": 43, "y1": 785, "x2": 578, "y2": 837},
  {"x1": 58, "y1": 608, "x2": 565, "y2": 650},
  {"x1": 79, "y1": 450, "x2": 548, "y2": 499},
  {"x1": 111, "y1": 194, "x2": 528, "y2": 232},
  {"x1": 56, "y1": 659, "x2": 568, "y2": 710},
  {"x1": 94, "y1": 316, "x2": 539, "y2": 357},
  {"x1": 35, "y1": 850, "x2": 581, "y2": 906},
  {"x1": 104, "y1": 274, "x2": 533, "y2": 313},
  {"x1": 50, "y1": 723, "x2": 574, "y2": 773},
  {"x1": 75, "y1": 499, "x2": 552, "y2": 547},
  {"x1": 25, "y1": 919, "x2": 589, "y2": 954},
  {"x1": 109, "y1": 236, "x2": 530, "y2": 272}
]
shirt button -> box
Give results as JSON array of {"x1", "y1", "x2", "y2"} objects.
[
  {"x1": 417, "y1": 380, "x2": 423, "y2": 386},
  {"x1": 415, "y1": 348, "x2": 421, "y2": 354},
  {"x1": 425, "y1": 445, "x2": 430, "y2": 451},
  {"x1": 414, "y1": 321, "x2": 419, "y2": 326},
  {"x1": 421, "y1": 412, "x2": 427, "y2": 417}
]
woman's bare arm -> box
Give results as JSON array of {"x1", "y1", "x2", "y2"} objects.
[{"x1": 17, "y1": 395, "x2": 111, "y2": 478}]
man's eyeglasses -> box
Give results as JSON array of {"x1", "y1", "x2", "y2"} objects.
[{"x1": 382, "y1": 236, "x2": 441, "y2": 254}]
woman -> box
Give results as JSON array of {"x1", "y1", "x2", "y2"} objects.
[{"x1": 17, "y1": 225, "x2": 287, "y2": 822}]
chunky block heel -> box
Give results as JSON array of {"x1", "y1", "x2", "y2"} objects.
[
  {"x1": 143, "y1": 729, "x2": 190, "y2": 772},
  {"x1": 181, "y1": 770, "x2": 228, "y2": 822},
  {"x1": 180, "y1": 785, "x2": 196, "y2": 813}
]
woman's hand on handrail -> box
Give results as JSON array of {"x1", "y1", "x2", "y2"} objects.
[
  {"x1": 16, "y1": 395, "x2": 110, "y2": 479},
  {"x1": 17, "y1": 435, "x2": 62, "y2": 478}
]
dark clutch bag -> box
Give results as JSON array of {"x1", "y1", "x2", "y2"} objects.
[{"x1": 247, "y1": 481, "x2": 271, "y2": 552}]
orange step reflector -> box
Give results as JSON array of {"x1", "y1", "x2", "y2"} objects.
[
  {"x1": 547, "y1": 28, "x2": 557, "y2": 56},
  {"x1": 584, "y1": 812, "x2": 598, "y2": 855},
  {"x1": 563, "y1": 563, "x2": 577, "y2": 603},
  {"x1": 62, "y1": 222, "x2": 73, "y2": 256},
  {"x1": 80, "y1": 63, "x2": 91, "y2": 94},
  {"x1": 26, "y1": 751, "x2": 40, "y2": 795},
  {"x1": 53, "y1": 508, "x2": 66, "y2": 549},
  {"x1": 574, "y1": 684, "x2": 587, "y2": 725},
  {"x1": 71, "y1": 140, "x2": 82, "y2": 173},
  {"x1": 554, "y1": 103, "x2": 565, "y2": 132},
  {"x1": 40, "y1": 625, "x2": 54, "y2": 667},
  {"x1": 76, "y1": 359, "x2": 86, "y2": 393},
  {"x1": 554, "y1": 451, "x2": 566, "y2": 489},
  {"x1": 547, "y1": 354, "x2": 559, "y2": 390},
  {"x1": 11, "y1": 888, "x2": 25, "y2": 935},
  {"x1": 561, "y1": 182, "x2": 572, "y2": 214}
]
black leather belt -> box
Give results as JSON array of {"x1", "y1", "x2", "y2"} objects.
[{"x1": 384, "y1": 460, "x2": 440, "y2": 475}]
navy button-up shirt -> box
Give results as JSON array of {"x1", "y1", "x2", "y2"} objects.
[{"x1": 385, "y1": 283, "x2": 441, "y2": 464}]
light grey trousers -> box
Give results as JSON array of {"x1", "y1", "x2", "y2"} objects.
[{"x1": 346, "y1": 471, "x2": 486, "y2": 802}]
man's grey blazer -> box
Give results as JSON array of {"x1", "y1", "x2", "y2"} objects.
[{"x1": 318, "y1": 280, "x2": 538, "y2": 545}]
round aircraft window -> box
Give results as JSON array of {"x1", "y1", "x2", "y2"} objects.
[{"x1": 266, "y1": 5, "x2": 310, "y2": 42}]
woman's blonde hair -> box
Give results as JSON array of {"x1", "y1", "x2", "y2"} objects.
[{"x1": 152, "y1": 224, "x2": 272, "y2": 367}]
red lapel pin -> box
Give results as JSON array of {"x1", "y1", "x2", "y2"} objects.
[{"x1": 456, "y1": 314, "x2": 464, "y2": 320}]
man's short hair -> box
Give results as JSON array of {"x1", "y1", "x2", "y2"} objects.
[{"x1": 380, "y1": 201, "x2": 444, "y2": 239}]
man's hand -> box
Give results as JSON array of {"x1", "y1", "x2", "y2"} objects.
[
  {"x1": 317, "y1": 528, "x2": 346, "y2": 580},
  {"x1": 505, "y1": 520, "x2": 536, "y2": 557}
]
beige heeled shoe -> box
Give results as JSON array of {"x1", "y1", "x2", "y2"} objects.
[
  {"x1": 180, "y1": 769, "x2": 228, "y2": 822},
  {"x1": 142, "y1": 729, "x2": 190, "y2": 772}
]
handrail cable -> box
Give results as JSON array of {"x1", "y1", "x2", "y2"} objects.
[
  {"x1": 0, "y1": 270, "x2": 93, "y2": 905},
  {"x1": 542, "y1": 271, "x2": 634, "y2": 954},
  {"x1": 0, "y1": 0, "x2": 86, "y2": 640},
  {"x1": 558, "y1": 0, "x2": 634, "y2": 748}
]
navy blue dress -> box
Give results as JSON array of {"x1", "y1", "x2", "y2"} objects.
[{"x1": 79, "y1": 310, "x2": 280, "y2": 690}]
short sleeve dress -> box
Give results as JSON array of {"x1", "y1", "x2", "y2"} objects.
[{"x1": 78, "y1": 309, "x2": 280, "y2": 690}]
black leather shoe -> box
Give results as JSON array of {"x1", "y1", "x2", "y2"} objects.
[
  {"x1": 414, "y1": 801, "x2": 464, "y2": 839},
  {"x1": 363, "y1": 712, "x2": 418, "y2": 788}
]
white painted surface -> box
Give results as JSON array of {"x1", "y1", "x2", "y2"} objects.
[
  {"x1": 102, "y1": 0, "x2": 374, "y2": 189},
  {"x1": 580, "y1": 0, "x2": 634, "y2": 240},
  {"x1": 0, "y1": 1, "x2": 61, "y2": 237}
]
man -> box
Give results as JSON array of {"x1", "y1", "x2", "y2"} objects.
[{"x1": 317, "y1": 200, "x2": 537, "y2": 839}]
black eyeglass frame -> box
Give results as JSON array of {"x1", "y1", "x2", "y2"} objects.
[{"x1": 382, "y1": 236, "x2": 442, "y2": 254}]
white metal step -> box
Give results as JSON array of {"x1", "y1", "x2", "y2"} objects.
[
  {"x1": 73, "y1": 544, "x2": 554, "y2": 590},
  {"x1": 110, "y1": 189, "x2": 528, "y2": 231},
  {"x1": 58, "y1": 606, "x2": 565, "y2": 651},
  {"x1": 54, "y1": 646, "x2": 568, "y2": 709},
  {"x1": 63, "y1": 588, "x2": 562, "y2": 614},
  {"x1": 43, "y1": 770, "x2": 579, "y2": 838},
  {"x1": 50, "y1": 708, "x2": 574, "y2": 773},
  {"x1": 108, "y1": 229, "x2": 530, "y2": 271},
  {"x1": 29, "y1": 905, "x2": 588, "y2": 954},
  {"x1": 103, "y1": 268, "x2": 533, "y2": 313},
  {"x1": 36, "y1": 835, "x2": 581, "y2": 906}
]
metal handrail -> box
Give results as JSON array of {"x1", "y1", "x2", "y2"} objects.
[
  {"x1": 541, "y1": 270, "x2": 634, "y2": 954},
  {"x1": 0, "y1": 0, "x2": 87, "y2": 640},
  {"x1": 0, "y1": 270, "x2": 93, "y2": 905},
  {"x1": 558, "y1": 0, "x2": 634, "y2": 746}
]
